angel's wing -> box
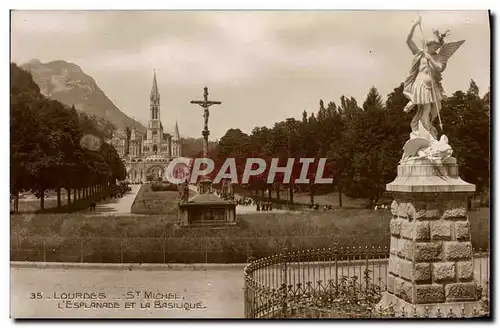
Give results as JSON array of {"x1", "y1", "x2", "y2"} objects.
[{"x1": 438, "y1": 40, "x2": 465, "y2": 60}]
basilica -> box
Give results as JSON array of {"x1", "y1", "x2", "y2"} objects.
[{"x1": 109, "y1": 71, "x2": 182, "y2": 183}]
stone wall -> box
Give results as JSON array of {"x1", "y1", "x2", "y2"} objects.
[{"x1": 387, "y1": 193, "x2": 477, "y2": 304}]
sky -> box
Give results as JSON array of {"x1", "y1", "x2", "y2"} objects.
[{"x1": 10, "y1": 10, "x2": 490, "y2": 139}]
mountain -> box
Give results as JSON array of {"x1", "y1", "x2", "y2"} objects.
[{"x1": 20, "y1": 59, "x2": 146, "y2": 133}]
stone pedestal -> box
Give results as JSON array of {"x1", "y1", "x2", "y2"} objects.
[{"x1": 377, "y1": 157, "x2": 484, "y2": 317}]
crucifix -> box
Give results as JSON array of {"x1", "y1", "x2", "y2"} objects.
[
  {"x1": 190, "y1": 86, "x2": 222, "y2": 158},
  {"x1": 190, "y1": 86, "x2": 222, "y2": 193}
]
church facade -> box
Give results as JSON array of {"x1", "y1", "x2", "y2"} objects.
[{"x1": 109, "y1": 71, "x2": 182, "y2": 183}]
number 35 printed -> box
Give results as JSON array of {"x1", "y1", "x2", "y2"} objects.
[{"x1": 30, "y1": 292, "x2": 43, "y2": 299}]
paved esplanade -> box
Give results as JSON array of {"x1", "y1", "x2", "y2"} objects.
[{"x1": 89, "y1": 184, "x2": 141, "y2": 215}]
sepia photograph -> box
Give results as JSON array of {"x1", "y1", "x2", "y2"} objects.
[{"x1": 9, "y1": 9, "x2": 491, "y2": 319}]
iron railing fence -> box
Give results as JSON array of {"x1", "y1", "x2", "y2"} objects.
[
  {"x1": 243, "y1": 246, "x2": 490, "y2": 319},
  {"x1": 281, "y1": 303, "x2": 489, "y2": 319}
]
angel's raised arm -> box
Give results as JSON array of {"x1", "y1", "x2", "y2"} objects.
[{"x1": 407, "y1": 21, "x2": 422, "y2": 55}]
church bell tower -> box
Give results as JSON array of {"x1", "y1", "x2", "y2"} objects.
[{"x1": 147, "y1": 70, "x2": 163, "y2": 144}]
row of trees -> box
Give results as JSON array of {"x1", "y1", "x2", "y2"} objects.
[
  {"x1": 10, "y1": 63, "x2": 126, "y2": 212},
  {"x1": 208, "y1": 80, "x2": 489, "y2": 207}
]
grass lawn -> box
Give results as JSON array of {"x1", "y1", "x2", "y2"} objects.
[
  {"x1": 17, "y1": 199, "x2": 59, "y2": 212},
  {"x1": 292, "y1": 192, "x2": 369, "y2": 208},
  {"x1": 234, "y1": 188, "x2": 385, "y2": 209},
  {"x1": 10, "y1": 205, "x2": 490, "y2": 263},
  {"x1": 130, "y1": 183, "x2": 195, "y2": 215},
  {"x1": 16, "y1": 190, "x2": 70, "y2": 212}
]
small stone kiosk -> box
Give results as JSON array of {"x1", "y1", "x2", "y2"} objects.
[
  {"x1": 377, "y1": 151, "x2": 484, "y2": 316},
  {"x1": 177, "y1": 87, "x2": 237, "y2": 228},
  {"x1": 178, "y1": 176, "x2": 236, "y2": 227}
]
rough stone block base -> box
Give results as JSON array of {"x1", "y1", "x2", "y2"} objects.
[{"x1": 377, "y1": 292, "x2": 485, "y2": 318}]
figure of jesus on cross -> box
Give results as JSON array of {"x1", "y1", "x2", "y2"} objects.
[
  {"x1": 190, "y1": 86, "x2": 223, "y2": 194},
  {"x1": 190, "y1": 86, "x2": 222, "y2": 134},
  {"x1": 190, "y1": 86, "x2": 222, "y2": 158}
]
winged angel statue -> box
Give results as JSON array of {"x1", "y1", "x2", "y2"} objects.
[{"x1": 400, "y1": 16, "x2": 465, "y2": 163}]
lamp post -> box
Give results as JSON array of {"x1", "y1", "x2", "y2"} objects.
[{"x1": 286, "y1": 118, "x2": 294, "y2": 209}]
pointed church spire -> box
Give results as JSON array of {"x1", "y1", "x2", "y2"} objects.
[
  {"x1": 174, "y1": 120, "x2": 180, "y2": 140},
  {"x1": 131, "y1": 122, "x2": 137, "y2": 140},
  {"x1": 150, "y1": 69, "x2": 160, "y2": 121},
  {"x1": 150, "y1": 69, "x2": 159, "y2": 100}
]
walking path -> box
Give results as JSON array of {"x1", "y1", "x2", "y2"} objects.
[
  {"x1": 187, "y1": 184, "x2": 292, "y2": 214},
  {"x1": 87, "y1": 184, "x2": 141, "y2": 216},
  {"x1": 235, "y1": 205, "x2": 290, "y2": 214}
]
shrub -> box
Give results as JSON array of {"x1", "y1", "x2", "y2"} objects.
[
  {"x1": 131, "y1": 184, "x2": 180, "y2": 215},
  {"x1": 151, "y1": 183, "x2": 178, "y2": 192}
]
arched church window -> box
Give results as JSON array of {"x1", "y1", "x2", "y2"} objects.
[{"x1": 153, "y1": 144, "x2": 158, "y2": 154}]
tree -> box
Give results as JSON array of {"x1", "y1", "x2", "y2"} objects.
[
  {"x1": 100, "y1": 142, "x2": 127, "y2": 183},
  {"x1": 302, "y1": 110, "x2": 308, "y2": 124},
  {"x1": 27, "y1": 99, "x2": 77, "y2": 209},
  {"x1": 483, "y1": 88, "x2": 490, "y2": 114},
  {"x1": 40, "y1": 100, "x2": 81, "y2": 208},
  {"x1": 380, "y1": 83, "x2": 413, "y2": 186},
  {"x1": 440, "y1": 81, "x2": 490, "y2": 194},
  {"x1": 363, "y1": 87, "x2": 384, "y2": 112},
  {"x1": 10, "y1": 62, "x2": 126, "y2": 212},
  {"x1": 10, "y1": 83, "x2": 42, "y2": 211},
  {"x1": 467, "y1": 79, "x2": 479, "y2": 97},
  {"x1": 342, "y1": 87, "x2": 387, "y2": 206},
  {"x1": 216, "y1": 128, "x2": 250, "y2": 184}
]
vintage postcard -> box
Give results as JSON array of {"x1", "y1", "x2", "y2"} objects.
[{"x1": 10, "y1": 10, "x2": 490, "y2": 319}]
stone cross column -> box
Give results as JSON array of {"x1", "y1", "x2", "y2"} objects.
[{"x1": 378, "y1": 157, "x2": 483, "y2": 317}]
